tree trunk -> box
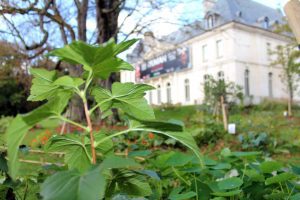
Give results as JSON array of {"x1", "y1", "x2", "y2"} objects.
[
  {"x1": 96, "y1": 0, "x2": 120, "y2": 43},
  {"x1": 65, "y1": 0, "x2": 89, "y2": 121},
  {"x1": 76, "y1": 0, "x2": 89, "y2": 42},
  {"x1": 96, "y1": 0, "x2": 122, "y2": 124}
]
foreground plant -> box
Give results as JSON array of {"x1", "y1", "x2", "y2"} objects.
[{"x1": 5, "y1": 39, "x2": 203, "y2": 199}]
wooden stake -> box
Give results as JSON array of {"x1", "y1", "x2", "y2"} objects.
[{"x1": 221, "y1": 96, "x2": 228, "y2": 131}]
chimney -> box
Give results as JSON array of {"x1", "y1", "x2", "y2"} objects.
[
  {"x1": 143, "y1": 31, "x2": 156, "y2": 47},
  {"x1": 203, "y1": 0, "x2": 217, "y2": 14}
]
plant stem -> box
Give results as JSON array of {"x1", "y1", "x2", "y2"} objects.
[
  {"x1": 194, "y1": 173, "x2": 199, "y2": 200},
  {"x1": 172, "y1": 166, "x2": 190, "y2": 186},
  {"x1": 57, "y1": 116, "x2": 89, "y2": 132},
  {"x1": 23, "y1": 179, "x2": 28, "y2": 200},
  {"x1": 279, "y1": 182, "x2": 284, "y2": 192},
  {"x1": 241, "y1": 163, "x2": 247, "y2": 181},
  {"x1": 94, "y1": 129, "x2": 131, "y2": 147},
  {"x1": 83, "y1": 100, "x2": 96, "y2": 164}
]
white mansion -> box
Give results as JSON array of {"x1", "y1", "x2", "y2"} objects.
[{"x1": 121, "y1": 0, "x2": 299, "y2": 105}]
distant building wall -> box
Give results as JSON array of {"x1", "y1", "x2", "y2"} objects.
[{"x1": 121, "y1": 22, "x2": 299, "y2": 105}]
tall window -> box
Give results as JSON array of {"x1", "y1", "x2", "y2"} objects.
[
  {"x1": 268, "y1": 72, "x2": 273, "y2": 97},
  {"x1": 218, "y1": 71, "x2": 224, "y2": 80},
  {"x1": 244, "y1": 69, "x2": 250, "y2": 96},
  {"x1": 202, "y1": 45, "x2": 208, "y2": 62},
  {"x1": 157, "y1": 85, "x2": 161, "y2": 104},
  {"x1": 266, "y1": 42, "x2": 271, "y2": 60},
  {"x1": 216, "y1": 40, "x2": 223, "y2": 58},
  {"x1": 184, "y1": 79, "x2": 190, "y2": 102},
  {"x1": 166, "y1": 83, "x2": 171, "y2": 103}
]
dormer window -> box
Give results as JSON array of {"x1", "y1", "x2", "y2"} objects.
[
  {"x1": 264, "y1": 17, "x2": 269, "y2": 29},
  {"x1": 207, "y1": 15, "x2": 214, "y2": 29},
  {"x1": 236, "y1": 11, "x2": 242, "y2": 18}
]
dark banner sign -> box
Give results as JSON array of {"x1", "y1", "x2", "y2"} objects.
[{"x1": 136, "y1": 46, "x2": 191, "y2": 80}]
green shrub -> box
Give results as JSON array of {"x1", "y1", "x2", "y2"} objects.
[{"x1": 191, "y1": 116, "x2": 226, "y2": 145}]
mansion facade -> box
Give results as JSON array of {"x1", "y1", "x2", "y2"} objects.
[{"x1": 121, "y1": 0, "x2": 299, "y2": 105}]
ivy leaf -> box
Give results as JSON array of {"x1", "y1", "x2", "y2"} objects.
[
  {"x1": 6, "y1": 92, "x2": 72, "y2": 179},
  {"x1": 46, "y1": 134, "x2": 92, "y2": 173},
  {"x1": 92, "y1": 82, "x2": 155, "y2": 120},
  {"x1": 28, "y1": 68, "x2": 59, "y2": 101},
  {"x1": 53, "y1": 76, "x2": 84, "y2": 88},
  {"x1": 48, "y1": 39, "x2": 137, "y2": 79}
]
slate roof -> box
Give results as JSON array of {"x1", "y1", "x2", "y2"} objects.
[
  {"x1": 212, "y1": 0, "x2": 283, "y2": 27},
  {"x1": 127, "y1": 0, "x2": 284, "y2": 61}
]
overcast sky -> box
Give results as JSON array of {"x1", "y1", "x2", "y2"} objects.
[{"x1": 116, "y1": 0, "x2": 290, "y2": 39}]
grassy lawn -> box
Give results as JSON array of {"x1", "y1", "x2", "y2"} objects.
[
  {"x1": 1, "y1": 103, "x2": 299, "y2": 166},
  {"x1": 154, "y1": 103, "x2": 300, "y2": 165}
]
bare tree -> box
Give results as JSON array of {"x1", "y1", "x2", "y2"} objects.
[
  {"x1": 269, "y1": 44, "x2": 300, "y2": 117},
  {"x1": 0, "y1": 0, "x2": 198, "y2": 120}
]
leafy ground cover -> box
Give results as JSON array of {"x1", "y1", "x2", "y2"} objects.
[
  {"x1": 0, "y1": 38, "x2": 299, "y2": 199},
  {"x1": 1, "y1": 102, "x2": 299, "y2": 199}
]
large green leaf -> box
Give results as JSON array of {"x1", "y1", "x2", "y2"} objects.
[
  {"x1": 48, "y1": 39, "x2": 137, "y2": 79},
  {"x1": 260, "y1": 161, "x2": 283, "y2": 174},
  {"x1": 46, "y1": 134, "x2": 92, "y2": 172},
  {"x1": 92, "y1": 82, "x2": 155, "y2": 120},
  {"x1": 168, "y1": 187, "x2": 197, "y2": 200},
  {"x1": 217, "y1": 177, "x2": 243, "y2": 190},
  {"x1": 94, "y1": 120, "x2": 203, "y2": 167},
  {"x1": 130, "y1": 120, "x2": 204, "y2": 168},
  {"x1": 265, "y1": 172, "x2": 296, "y2": 185},
  {"x1": 244, "y1": 170, "x2": 265, "y2": 182},
  {"x1": 28, "y1": 68, "x2": 59, "y2": 101},
  {"x1": 291, "y1": 193, "x2": 300, "y2": 200},
  {"x1": 106, "y1": 170, "x2": 152, "y2": 197},
  {"x1": 40, "y1": 167, "x2": 106, "y2": 200},
  {"x1": 165, "y1": 152, "x2": 194, "y2": 167},
  {"x1": 53, "y1": 76, "x2": 84, "y2": 88},
  {"x1": 93, "y1": 57, "x2": 133, "y2": 79},
  {"x1": 119, "y1": 176, "x2": 152, "y2": 197},
  {"x1": 94, "y1": 132, "x2": 114, "y2": 156},
  {"x1": 41, "y1": 155, "x2": 141, "y2": 200},
  {"x1": 100, "y1": 155, "x2": 141, "y2": 170},
  {"x1": 212, "y1": 190, "x2": 242, "y2": 197},
  {"x1": 6, "y1": 92, "x2": 71, "y2": 179},
  {"x1": 46, "y1": 132, "x2": 114, "y2": 172}
]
